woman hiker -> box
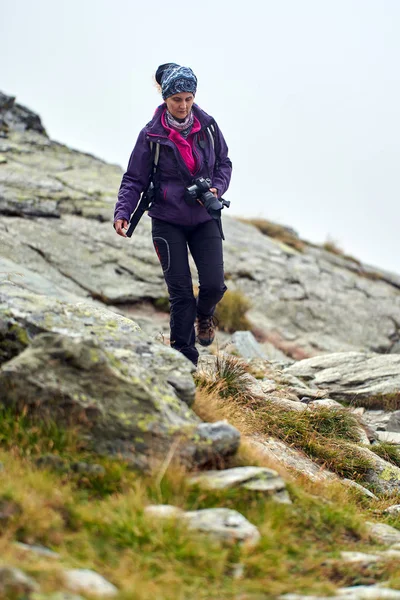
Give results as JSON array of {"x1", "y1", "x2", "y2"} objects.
[{"x1": 113, "y1": 63, "x2": 232, "y2": 366}]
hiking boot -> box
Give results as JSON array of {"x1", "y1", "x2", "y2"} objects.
[{"x1": 196, "y1": 314, "x2": 218, "y2": 347}]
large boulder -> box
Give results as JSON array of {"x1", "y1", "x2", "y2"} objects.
[
  {"x1": 0, "y1": 283, "x2": 240, "y2": 469},
  {"x1": 1, "y1": 90, "x2": 400, "y2": 358},
  {"x1": 283, "y1": 352, "x2": 400, "y2": 404}
]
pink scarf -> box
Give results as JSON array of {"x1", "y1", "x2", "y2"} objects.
[{"x1": 161, "y1": 109, "x2": 201, "y2": 175}]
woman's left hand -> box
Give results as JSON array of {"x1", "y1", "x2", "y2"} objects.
[{"x1": 210, "y1": 188, "x2": 218, "y2": 198}]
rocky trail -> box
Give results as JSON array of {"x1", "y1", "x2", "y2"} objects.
[{"x1": 1, "y1": 90, "x2": 400, "y2": 599}]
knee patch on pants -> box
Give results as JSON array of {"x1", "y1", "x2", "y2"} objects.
[{"x1": 153, "y1": 237, "x2": 170, "y2": 273}]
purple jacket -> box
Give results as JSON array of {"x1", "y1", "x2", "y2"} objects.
[{"x1": 114, "y1": 103, "x2": 232, "y2": 227}]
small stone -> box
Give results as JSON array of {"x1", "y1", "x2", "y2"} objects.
[
  {"x1": 15, "y1": 541, "x2": 60, "y2": 558},
  {"x1": 280, "y1": 595, "x2": 333, "y2": 599},
  {"x1": 383, "y1": 504, "x2": 400, "y2": 515},
  {"x1": 0, "y1": 498, "x2": 22, "y2": 523},
  {"x1": 342, "y1": 479, "x2": 378, "y2": 500},
  {"x1": 227, "y1": 562, "x2": 245, "y2": 579},
  {"x1": 35, "y1": 454, "x2": 67, "y2": 471},
  {"x1": 366, "y1": 521, "x2": 400, "y2": 545},
  {"x1": 188, "y1": 466, "x2": 290, "y2": 500},
  {"x1": 144, "y1": 505, "x2": 184, "y2": 519},
  {"x1": 309, "y1": 399, "x2": 345, "y2": 409},
  {"x1": 185, "y1": 421, "x2": 241, "y2": 465},
  {"x1": 337, "y1": 585, "x2": 400, "y2": 598},
  {"x1": 63, "y1": 569, "x2": 117, "y2": 597},
  {"x1": 339, "y1": 551, "x2": 381, "y2": 565},
  {"x1": 167, "y1": 374, "x2": 196, "y2": 406},
  {"x1": 70, "y1": 462, "x2": 106, "y2": 476},
  {"x1": 0, "y1": 566, "x2": 39, "y2": 596},
  {"x1": 32, "y1": 593, "x2": 84, "y2": 600},
  {"x1": 184, "y1": 508, "x2": 261, "y2": 548}
]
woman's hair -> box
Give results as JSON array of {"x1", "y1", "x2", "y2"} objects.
[{"x1": 155, "y1": 63, "x2": 179, "y2": 86}]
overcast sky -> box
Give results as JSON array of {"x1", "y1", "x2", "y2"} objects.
[{"x1": 3, "y1": 0, "x2": 400, "y2": 273}]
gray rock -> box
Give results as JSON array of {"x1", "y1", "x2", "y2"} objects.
[
  {"x1": 144, "y1": 505, "x2": 260, "y2": 547},
  {"x1": 376, "y1": 431, "x2": 400, "y2": 444},
  {"x1": 251, "y1": 430, "x2": 400, "y2": 496},
  {"x1": 230, "y1": 331, "x2": 269, "y2": 359},
  {"x1": 366, "y1": 521, "x2": 400, "y2": 545},
  {"x1": 0, "y1": 91, "x2": 47, "y2": 135},
  {"x1": 188, "y1": 466, "x2": 290, "y2": 502},
  {"x1": 184, "y1": 508, "x2": 261, "y2": 547},
  {"x1": 358, "y1": 447, "x2": 400, "y2": 495},
  {"x1": 63, "y1": 569, "x2": 117, "y2": 597},
  {"x1": 0, "y1": 566, "x2": 39, "y2": 596},
  {"x1": 249, "y1": 437, "x2": 337, "y2": 483},
  {"x1": 387, "y1": 410, "x2": 400, "y2": 432},
  {"x1": 167, "y1": 374, "x2": 196, "y2": 407},
  {"x1": 0, "y1": 285, "x2": 239, "y2": 469},
  {"x1": 284, "y1": 352, "x2": 400, "y2": 403},
  {"x1": 361, "y1": 410, "x2": 391, "y2": 433}
]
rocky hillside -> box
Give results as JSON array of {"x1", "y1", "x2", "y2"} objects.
[
  {"x1": 2, "y1": 91, "x2": 400, "y2": 599},
  {"x1": 1, "y1": 91, "x2": 400, "y2": 360}
]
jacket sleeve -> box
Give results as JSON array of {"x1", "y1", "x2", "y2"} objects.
[
  {"x1": 113, "y1": 128, "x2": 153, "y2": 223},
  {"x1": 212, "y1": 122, "x2": 232, "y2": 198}
]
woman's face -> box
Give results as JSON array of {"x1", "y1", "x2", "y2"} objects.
[{"x1": 165, "y1": 92, "x2": 195, "y2": 119}]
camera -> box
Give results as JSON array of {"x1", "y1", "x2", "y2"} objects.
[{"x1": 185, "y1": 177, "x2": 230, "y2": 218}]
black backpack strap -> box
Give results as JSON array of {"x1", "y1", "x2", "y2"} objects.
[{"x1": 126, "y1": 142, "x2": 159, "y2": 238}]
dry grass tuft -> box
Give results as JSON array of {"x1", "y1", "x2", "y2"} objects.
[
  {"x1": 193, "y1": 381, "x2": 373, "y2": 481},
  {"x1": 195, "y1": 354, "x2": 257, "y2": 406},
  {"x1": 215, "y1": 289, "x2": 252, "y2": 333},
  {"x1": 239, "y1": 218, "x2": 305, "y2": 252},
  {"x1": 348, "y1": 393, "x2": 400, "y2": 412}
]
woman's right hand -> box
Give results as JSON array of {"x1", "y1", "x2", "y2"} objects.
[{"x1": 114, "y1": 219, "x2": 129, "y2": 237}]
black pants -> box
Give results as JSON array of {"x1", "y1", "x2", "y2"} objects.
[{"x1": 152, "y1": 217, "x2": 227, "y2": 365}]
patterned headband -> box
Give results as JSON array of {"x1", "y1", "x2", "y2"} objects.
[{"x1": 161, "y1": 65, "x2": 197, "y2": 100}]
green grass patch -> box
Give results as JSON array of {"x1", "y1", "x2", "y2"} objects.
[
  {"x1": 370, "y1": 441, "x2": 400, "y2": 468},
  {"x1": 0, "y1": 425, "x2": 398, "y2": 599}
]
